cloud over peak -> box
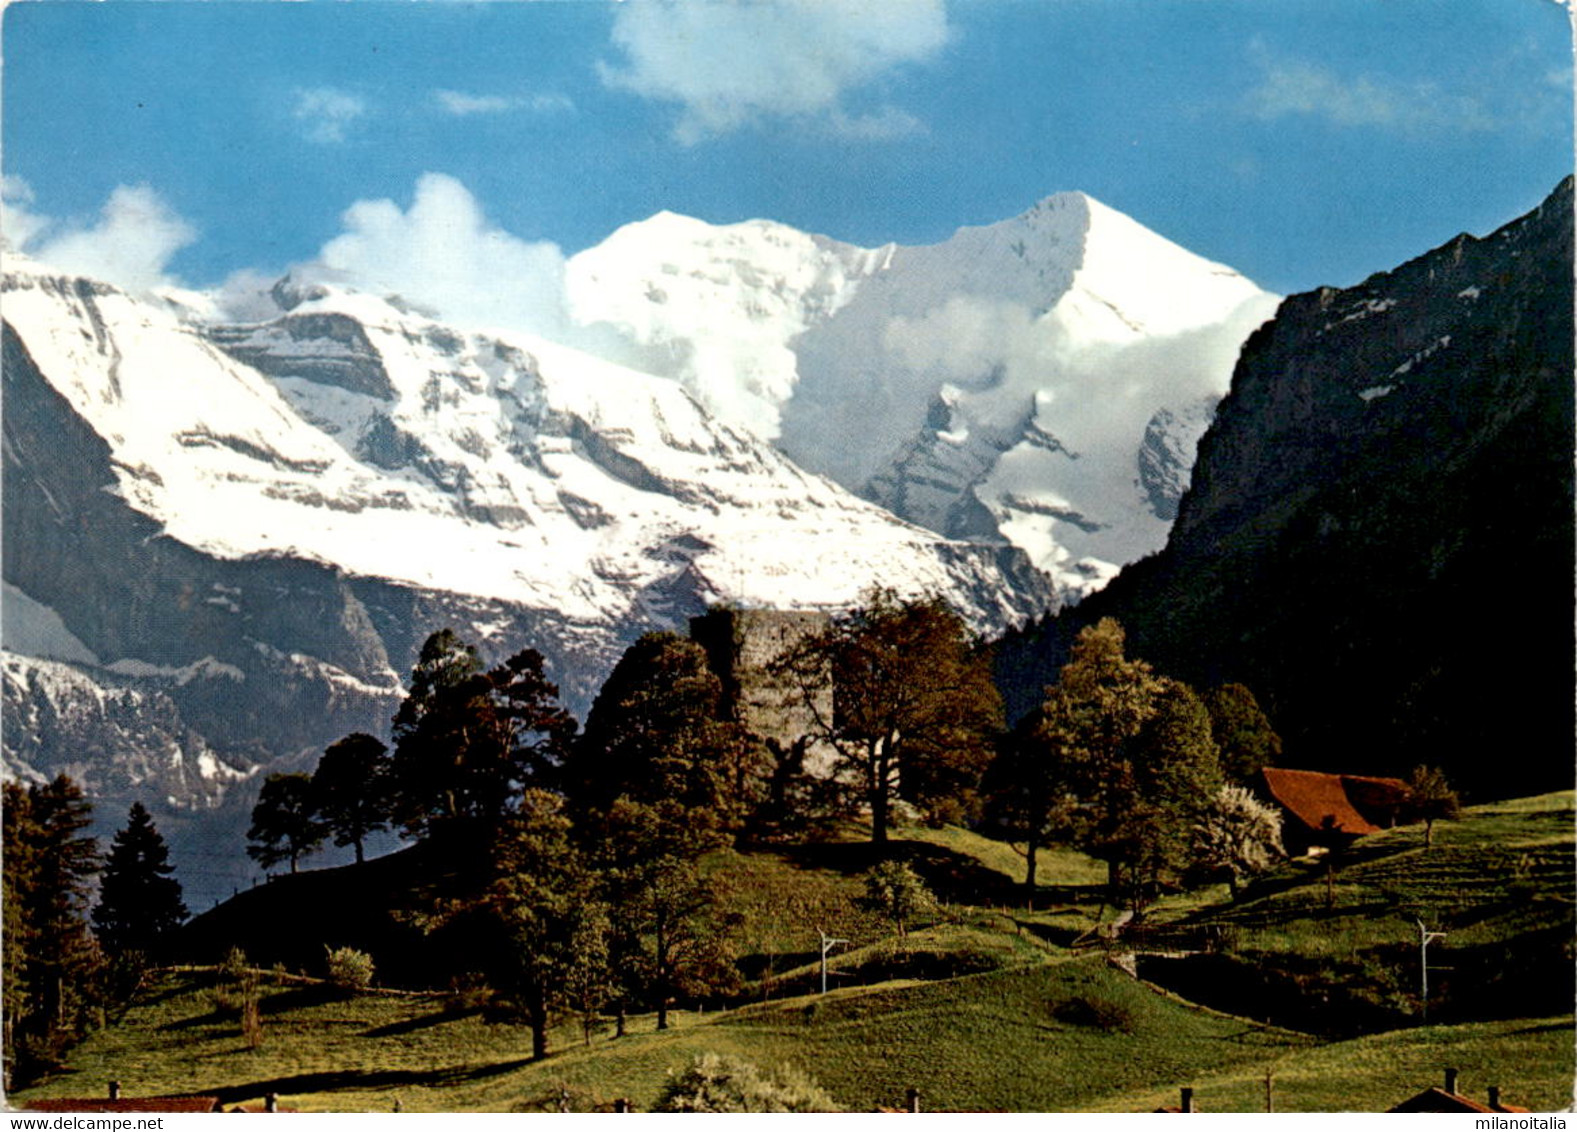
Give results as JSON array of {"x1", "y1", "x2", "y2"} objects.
[
  {"x1": 600, "y1": 0, "x2": 950, "y2": 144},
  {"x1": 5, "y1": 180, "x2": 196, "y2": 292},
  {"x1": 313, "y1": 172, "x2": 573, "y2": 338}
]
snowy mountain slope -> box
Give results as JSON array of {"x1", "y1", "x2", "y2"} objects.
[
  {"x1": 5, "y1": 258, "x2": 1045, "y2": 629},
  {"x1": 567, "y1": 193, "x2": 1280, "y2": 600},
  {"x1": 2, "y1": 652, "x2": 252, "y2": 809}
]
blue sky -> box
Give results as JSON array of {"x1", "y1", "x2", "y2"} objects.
[{"x1": 3, "y1": 0, "x2": 1570, "y2": 302}]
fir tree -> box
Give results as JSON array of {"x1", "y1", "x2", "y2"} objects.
[
  {"x1": 92, "y1": 801, "x2": 188, "y2": 959},
  {"x1": 2, "y1": 776, "x2": 102, "y2": 1085}
]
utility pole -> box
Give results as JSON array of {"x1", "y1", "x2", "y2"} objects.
[
  {"x1": 1416, "y1": 918, "x2": 1447, "y2": 1022},
  {"x1": 819, "y1": 929, "x2": 849, "y2": 995}
]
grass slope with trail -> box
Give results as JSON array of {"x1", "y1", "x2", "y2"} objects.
[{"x1": 10, "y1": 795, "x2": 1572, "y2": 1112}]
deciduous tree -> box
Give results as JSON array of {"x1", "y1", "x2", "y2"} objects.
[
  {"x1": 312, "y1": 733, "x2": 392, "y2": 864},
  {"x1": 780, "y1": 590, "x2": 1002, "y2": 843},
  {"x1": 571, "y1": 631, "x2": 763, "y2": 856},
  {"x1": 857, "y1": 861, "x2": 936, "y2": 939},
  {"x1": 246, "y1": 772, "x2": 325, "y2": 875},
  {"x1": 391, "y1": 631, "x2": 576, "y2": 839},
  {"x1": 1203, "y1": 683, "x2": 1283, "y2": 782},
  {"x1": 1404, "y1": 764, "x2": 1460, "y2": 848},
  {"x1": 1193, "y1": 784, "x2": 1285, "y2": 898},
  {"x1": 1023, "y1": 619, "x2": 1223, "y2": 905}
]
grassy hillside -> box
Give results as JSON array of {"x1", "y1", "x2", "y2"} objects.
[
  {"x1": 1141, "y1": 791, "x2": 1575, "y2": 1035},
  {"x1": 11, "y1": 958, "x2": 1314, "y2": 1112},
  {"x1": 18, "y1": 797, "x2": 1570, "y2": 1113},
  {"x1": 172, "y1": 818, "x2": 1116, "y2": 991},
  {"x1": 15, "y1": 958, "x2": 1570, "y2": 1113}
]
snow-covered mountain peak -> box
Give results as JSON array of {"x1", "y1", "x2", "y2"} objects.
[{"x1": 559, "y1": 195, "x2": 1279, "y2": 602}]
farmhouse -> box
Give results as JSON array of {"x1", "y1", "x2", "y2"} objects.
[
  {"x1": 1388, "y1": 1069, "x2": 1530, "y2": 1113},
  {"x1": 1255, "y1": 767, "x2": 1409, "y2": 855}
]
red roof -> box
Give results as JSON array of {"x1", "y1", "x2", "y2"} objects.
[
  {"x1": 1388, "y1": 1088, "x2": 1495, "y2": 1114},
  {"x1": 1259, "y1": 768, "x2": 1380, "y2": 836},
  {"x1": 23, "y1": 1097, "x2": 223, "y2": 1113},
  {"x1": 1341, "y1": 774, "x2": 1410, "y2": 820}
]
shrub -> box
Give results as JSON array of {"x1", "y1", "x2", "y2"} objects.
[
  {"x1": 209, "y1": 945, "x2": 261, "y2": 1021},
  {"x1": 857, "y1": 861, "x2": 937, "y2": 938},
  {"x1": 444, "y1": 972, "x2": 494, "y2": 1013},
  {"x1": 324, "y1": 946, "x2": 375, "y2": 993},
  {"x1": 219, "y1": 945, "x2": 250, "y2": 982},
  {"x1": 240, "y1": 994, "x2": 264, "y2": 1049},
  {"x1": 1051, "y1": 995, "x2": 1136, "y2": 1034},
  {"x1": 655, "y1": 1053, "x2": 841, "y2": 1113}
]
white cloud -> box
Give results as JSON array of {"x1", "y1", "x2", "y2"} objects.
[
  {"x1": 310, "y1": 172, "x2": 573, "y2": 339},
  {"x1": 827, "y1": 106, "x2": 927, "y2": 141},
  {"x1": 600, "y1": 0, "x2": 950, "y2": 144},
  {"x1": 20, "y1": 183, "x2": 196, "y2": 292},
  {"x1": 294, "y1": 87, "x2": 368, "y2": 144},
  {"x1": 434, "y1": 89, "x2": 575, "y2": 117},
  {"x1": 1, "y1": 175, "x2": 50, "y2": 251},
  {"x1": 878, "y1": 290, "x2": 1279, "y2": 515},
  {"x1": 1244, "y1": 56, "x2": 1496, "y2": 133},
  {"x1": 435, "y1": 90, "x2": 517, "y2": 116}
]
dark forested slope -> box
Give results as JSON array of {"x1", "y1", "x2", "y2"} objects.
[{"x1": 997, "y1": 178, "x2": 1575, "y2": 799}]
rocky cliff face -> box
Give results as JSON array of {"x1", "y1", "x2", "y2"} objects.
[{"x1": 996, "y1": 179, "x2": 1575, "y2": 800}]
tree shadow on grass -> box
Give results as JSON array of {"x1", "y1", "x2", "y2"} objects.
[
  {"x1": 781, "y1": 840, "x2": 1020, "y2": 906},
  {"x1": 360, "y1": 1008, "x2": 480, "y2": 1038},
  {"x1": 260, "y1": 985, "x2": 341, "y2": 1015},
  {"x1": 200, "y1": 1058, "x2": 535, "y2": 1103}
]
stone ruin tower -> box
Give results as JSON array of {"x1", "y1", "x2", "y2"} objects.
[{"x1": 688, "y1": 607, "x2": 835, "y2": 777}]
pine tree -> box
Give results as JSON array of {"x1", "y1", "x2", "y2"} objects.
[
  {"x1": 312, "y1": 733, "x2": 392, "y2": 864},
  {"x1": 3, "y1": 776, "x2": 102, "y2": 1084},
  {"x1": 246, "y1": 773, "x2": 325, "y2": 875},
  {"x1": 92, "y1": 801, "x2": 188, "y2": 959}
]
